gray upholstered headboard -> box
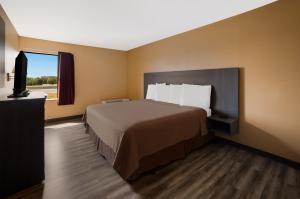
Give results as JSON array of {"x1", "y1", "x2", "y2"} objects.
[{"x1": 144, "y1": 68, "x2": 239, "y2": 119}]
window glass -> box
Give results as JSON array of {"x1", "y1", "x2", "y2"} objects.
[{"x1": 25, "y1": 52, "x2": 58, "y2": 99}]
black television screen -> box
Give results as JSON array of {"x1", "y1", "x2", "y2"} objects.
[{"x1": 12, "y1": 51, "x2": 29, "y2": 97}]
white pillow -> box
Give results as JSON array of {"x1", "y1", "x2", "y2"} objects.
[
  {"x1": 168, "y1": 84, "x2": 182, "y2": 104},
  {"x1": 180, "y1": 84, "x2": 212, "y2": 114},
  {"x1": 146, "y1": 84, "x2": 156, "y2": 100},
  {"x1": 155, "y1": 84, "x2": 170, "y2": 102}
]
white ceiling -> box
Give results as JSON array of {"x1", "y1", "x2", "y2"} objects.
[{"x1": 0, "y1": 0, "x2": 276, "y2": 51}]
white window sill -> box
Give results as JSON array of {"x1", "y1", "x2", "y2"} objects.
[{"x1": 46, "y1": 98, "x2": 58, "y2": 101}]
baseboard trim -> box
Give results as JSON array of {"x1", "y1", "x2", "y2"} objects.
[
  {"x1": 45, "y1": 114, "x2": 83, "y2": 124},
  {"x1": 215, "y1": 137, "x2": 300, "y2": 170}
]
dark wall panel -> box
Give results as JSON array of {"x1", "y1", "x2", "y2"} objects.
[{"x1": 144, "y1": 68, "x2": 239, "y2": 118}]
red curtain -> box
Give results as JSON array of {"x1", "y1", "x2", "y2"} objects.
[{"x1": 58, "y1": 52, "x2": 75, "y2": 105}]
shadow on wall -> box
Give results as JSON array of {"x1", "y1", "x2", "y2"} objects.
[
  {"x1": 0, "y1": 14, "x2": 4, "y2": 89},
  {"x1": 219, "y1": 67, "x2": 300, "y2": 162},
  {"x1": 238, "y1": 122, "x2": 300, "y2": 162}
]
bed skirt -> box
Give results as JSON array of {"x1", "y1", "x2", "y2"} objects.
[{"x1": 85, "y1": 124, "x2": 213, "y2": 180}]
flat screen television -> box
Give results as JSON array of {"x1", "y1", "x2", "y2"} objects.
[{"x1": 8, "y1": 51, "x2": 29, "y2": 97}]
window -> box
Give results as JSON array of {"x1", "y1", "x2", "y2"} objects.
[{"x1": 25, "y1": 52, "x2": 58, "y2": 99}]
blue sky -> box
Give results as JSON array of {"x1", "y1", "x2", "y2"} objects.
[{"x1": 25, "y1": 53, "x2": 58, "y2": 77}]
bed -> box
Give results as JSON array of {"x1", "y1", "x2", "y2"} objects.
[
  {"x1": 85, "y1": 68, "x2": 239, "y2": 180},
  {"x1": 86, "y1": 100, "x2": 209, "y2": 179}
]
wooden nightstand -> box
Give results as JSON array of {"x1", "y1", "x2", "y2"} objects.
[{"x1": 207, "y1": 115, "x2": 238, "y2": 134}]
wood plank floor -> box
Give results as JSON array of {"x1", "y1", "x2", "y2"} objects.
[{"x1": 7, "y1": 120, "x2": 300, "y2": 199}]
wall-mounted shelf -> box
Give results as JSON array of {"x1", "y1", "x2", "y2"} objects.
[{"x1": 207, "y1": 115, "x2": 239, "y2": 134}]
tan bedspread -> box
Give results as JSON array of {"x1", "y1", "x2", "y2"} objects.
[{"x1": 86, "y1": 100, "x2": 207, "y2": 179}]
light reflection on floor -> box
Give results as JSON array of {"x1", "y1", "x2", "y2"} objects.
[{"x1": 45, "y1": 121, "x2": 83, "y2": 129}]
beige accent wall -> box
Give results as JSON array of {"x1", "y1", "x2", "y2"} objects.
[
  {"x1": 19, "y1": 37, "x2": 127, "y2": 119},
  {"x1": 0, "y1": 5, "x2": 19, "y2": 93},
  {"x1": 127, "y1": 0, "x2": 300, "y2": 162}
]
